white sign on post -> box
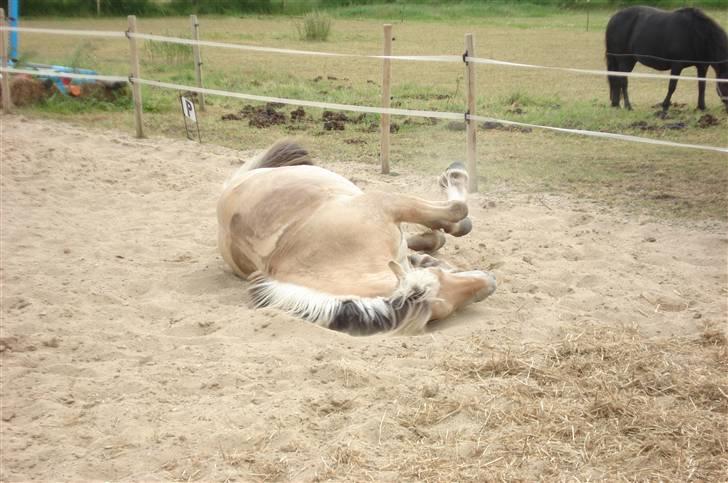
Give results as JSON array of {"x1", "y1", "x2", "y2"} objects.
[{"x1": 181, "y1": 96, "x2": 197, "y2": 122}]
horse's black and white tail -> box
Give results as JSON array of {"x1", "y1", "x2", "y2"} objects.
[{"x1": 224, "y1": 139, "x2": 313, "y2": 190}]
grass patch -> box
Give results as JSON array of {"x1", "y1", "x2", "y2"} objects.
[
  {"x1": 144, "y1": 36, "x2": 193, "y2": 67},
  {"x1": 296, "y1": 11, "x2": 333, "y2": 41},
  {"x1": 34, "y1": 90, "x2": 131, "y2": 114}
]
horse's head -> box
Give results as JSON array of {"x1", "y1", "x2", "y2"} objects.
[
  {"x1": 426, "y1": 267, "x2": 496, "y2": 320},
  {"x1": 389, "y1": 262, "x2": 496, "y2": 322}
]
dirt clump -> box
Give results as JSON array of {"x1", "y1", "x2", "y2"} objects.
[
  {"x1": 248, "y1": 105, "x2": 286, "y2": 128},
  {"x1": 221, "y1": 103, "x2": 287, "y2": 128},
  {"x1": 697, "y1": 114, "x2": 720, "y2": 128},
  {"x1": 630, "y1": 120, "x2": 659, "y2": 131},
  {"x1": 2, "y1": 76, "x2": 50, "y2": 106},
  {"x1": 79, "y1": 82, "x2": 128, "y2": 102},
  {"x1": 290, "y1": 107, "x2": 306, "y2": 122},
  {"x1": 322, "y1": 110, "x2": 348, "y2": 130}
]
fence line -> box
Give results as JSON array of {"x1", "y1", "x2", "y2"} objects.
[
  {"x1": 0, "y1": 25, "x2": 125, "y2": 38},
  {"x1": 1, "y1": 66, "x2": 127, "y2": 83},
  {"x1": 6, "y1": 65, "x2": 723, "y2": 154},
  {"x1": 1, "y1": 25, "x2": 726, "y2": 158},
  {"x1": 465, "y1": 56, "x2": 728, "y2": 83},
  {"x1": 3, "y1": 25, "x2": 728, "y2": 84}
]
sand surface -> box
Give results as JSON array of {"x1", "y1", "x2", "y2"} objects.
[{"x1": 1, "y1": 116, "x2": 726, "y2": 481}]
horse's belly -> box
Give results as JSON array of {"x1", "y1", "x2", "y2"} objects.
[
  {"x1": 269, "y1": 205, "x2": 404, "y2": 297},
  {"x1": 218, "y1": 166, "x2": 362, "y2": 275}
]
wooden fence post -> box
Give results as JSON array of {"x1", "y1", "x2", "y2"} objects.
[
  {"x1": 465, "y1": 33, "x2": 477, "y2": 193},
  {"x1": 1, "y1": 8, "x2": 12, "y2": 113},
  {"x1": 190, "y1": 14, "x2": 205, "y2": 111},
  {"x1": 380, "y1": 24, "x2": 392, "y2": 174},
  {"x1": 127, "y1": 15, "x2": 144, "y2": 138}
]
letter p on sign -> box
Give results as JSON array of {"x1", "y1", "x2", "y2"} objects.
[{"x1": 181, "y1": 96, "x2": 197, "y2": 122}]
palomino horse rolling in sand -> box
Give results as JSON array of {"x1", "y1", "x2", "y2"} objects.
[{"x1": 217, "y1": 140, "x2": 496, "y2": 335}]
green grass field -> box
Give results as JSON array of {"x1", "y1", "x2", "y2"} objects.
[{"x1": 10, "y1": 6, "x2": 728, "y2": 219}]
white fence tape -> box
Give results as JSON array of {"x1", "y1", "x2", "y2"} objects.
[
  {"x1": 466, "y1": 56, "x2": 728, "y2": 84},
  {"x1": 0, "y1": 25, "x2": 125, "y2": 38},
  {"x1": 131, "y1": 32, "x2": 461, "y2": 63},
  {"x1": 5, "y1": 26, "x2": 726, "y2": 83},
  {"x1": 2, "y1": 27, "x2": 726, "y2": 154},
  {"x1": 134, "y1": 76, "x2": 726, "y2": 154},
  {"x1": 1, "y1": 66, "x2": 128, "y2": 83},
  {"x1": 134, "y1": 77, "x2": 463, "y2": 119},
  {"x1": 468, "y1": 114, "x2": 728, "y2": 154}
]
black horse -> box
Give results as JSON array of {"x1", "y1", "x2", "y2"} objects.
[{"x1": 606, "y1": 6, "x2": 728, "y2": 112}]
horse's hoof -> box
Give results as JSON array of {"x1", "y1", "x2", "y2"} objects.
[
  {"x1": 439, "y1": 163, "x2": 469, "y2": 191},
  {"x1": 449, "y1": 217, "x2": 472, "y2": 237}
]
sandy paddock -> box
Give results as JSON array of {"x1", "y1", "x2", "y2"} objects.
[{"x1": 1, "y1": 116, "x2": 726, "y2": 481}]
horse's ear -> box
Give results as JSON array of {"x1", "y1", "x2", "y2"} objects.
[{"x1": 388, "y1": 260, "x2": 407, "y2": 282}]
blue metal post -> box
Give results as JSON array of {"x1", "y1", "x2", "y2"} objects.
[{"x1": 9, "y1": 0, "x2": 19, "y2": 61}]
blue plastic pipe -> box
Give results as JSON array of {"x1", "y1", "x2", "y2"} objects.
[{"x1": 9, "y1": 0, "x2": 19, "y2": 61}]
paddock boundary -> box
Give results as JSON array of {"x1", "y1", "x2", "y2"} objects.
[
  {"x1": 1, "y1": 23, "x2": 726, "y2": 160},
  {"x1": 2, "y1": 26, "x2": 727, "y2": 83},
  {"x1": 3, "y1": 65, "x2": 724, "y2": 154}
]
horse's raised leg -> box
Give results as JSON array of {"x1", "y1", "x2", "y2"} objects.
[
  {"x1": 377, "y1": 162, "x2": 472, "y2": 237},
  {"x1": 662, "y1": 66, "x2": 683, "y2": 112},
  {"x1": 696, "y1": 64, "x2": 708, "y2": 110}
]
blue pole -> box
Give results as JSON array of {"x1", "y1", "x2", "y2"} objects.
[{"x1": 9, "y1": 0, "x2": 19, "y2": 61}]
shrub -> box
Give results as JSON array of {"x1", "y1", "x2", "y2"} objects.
[{"x1": 296, "y1": 11, "x2": 332, "y2": 42}]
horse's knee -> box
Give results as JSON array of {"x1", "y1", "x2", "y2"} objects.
[{"x1": 407, "y1": 230, "x2": 446, "y2": 253}]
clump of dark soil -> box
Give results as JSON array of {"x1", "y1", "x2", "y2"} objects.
[
  {"x1": 249, "y1": 106, "x2": 286, "y2": 128},
  {"x1": 630, "y1": 120, "x2": 659, "y2": 131},
  {"x1": 79, "y1": 82, "x2": 128, "y2": 102},
  {"x1": 480, "y1": 121, "x2": 532, "y2": 133},
  {"x1": 322, "y1": 110, "x2": 348, "y2": 130},
  {"x1": 446, "y1": 121, "x2": 466, "y2": 131},
  {"x1": 1, "y1": 76, "x2": 50, "y2": 106},
  {"x1": 291, "y1": 107, "x2": 306, "y2": 122},
  {"x1": 697, "y1": 114, "x2": 720, "y2": 128},
  {"x1": 344, "y1": 138, "x2": 367, "y2": 145},
  {"x1": 221, "y1": 103, "x2": 287, "y2": 128}
]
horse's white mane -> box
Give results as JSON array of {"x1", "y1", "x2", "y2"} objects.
[{"x1": 248, "y1": 269, "x2": 440, "y2": 335}]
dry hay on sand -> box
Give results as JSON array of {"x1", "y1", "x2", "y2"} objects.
[{"x1": 1, "y1": 116, "x2": 726, "y2": 481}]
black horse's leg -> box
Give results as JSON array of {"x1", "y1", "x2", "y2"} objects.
[
  {"x1": 662, "y1": 66, "x2": 683, "y2": 112},
  {"x1": 619, "y1": 58, "x2": 636, "y2": 110},
  {"x1": 607, "y1": 52, "x2": 623, "y2": 107},
  {"x1": 696, "y1": 64, "x2": 708, "y2": 110},
  {"x1": 622, "y1": 78, "x2": 632, "y2": 110}
]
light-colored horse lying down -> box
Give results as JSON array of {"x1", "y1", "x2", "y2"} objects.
[{"x1": 217, "y1": 140, "x2": 496, "y2": 335}]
